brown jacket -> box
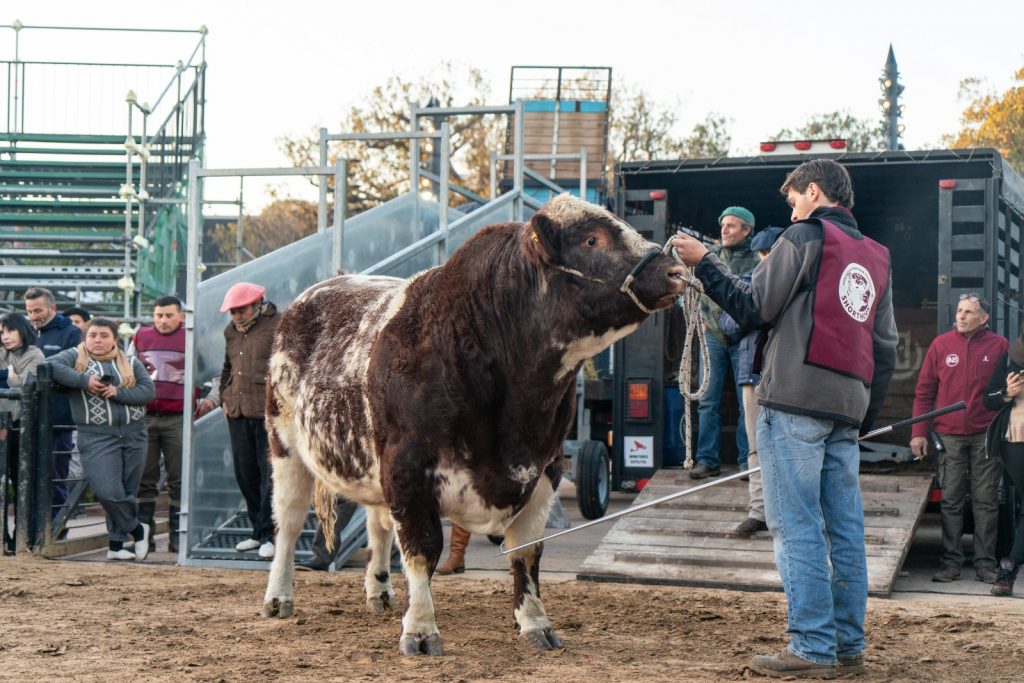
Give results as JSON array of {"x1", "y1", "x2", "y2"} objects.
[{"x1": 219, "y1": 303, "x2": 279, "y2": 419}]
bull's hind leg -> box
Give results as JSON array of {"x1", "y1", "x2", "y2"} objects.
[
  {"x1": 261, "y1": 429, "x2": 314, "y2": 619},
  {"x1": 364, "y1": 505, "x2": 396, "y2": 613},
  {"x1": 503, "y1": 476, "x2": 562, "y2": 650}
]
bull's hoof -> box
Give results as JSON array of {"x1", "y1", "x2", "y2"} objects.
[
  {"x1": 522, "y1": 627, "x2": 563, "y2": 650},
  {"x1": 398, "y1": 632, "x2": 444, "y2": 656},
  {"x1": 367, "y1": 592, "x2": 392, "y2": 614},
  {"x1": 261, "y1": 597, "x2": 294, "y2": 619}
]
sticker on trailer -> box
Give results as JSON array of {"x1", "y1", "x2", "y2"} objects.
[{"x1": 625, "y1": 436, "x2": 654, "y2": 468}]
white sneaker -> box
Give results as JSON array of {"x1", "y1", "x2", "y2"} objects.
[
  {"x1": 235, "y1": 538, "x2": 261, "y2": 552},
  {"x1": 133, "y1": 523, "x2": 151, "y2": 561},
  {"x1": 106, "y1": 549, "x2": 136, "y2": 561},
  {"x1": 258, "y1": 541, "x2": 275, "y2": 559}
]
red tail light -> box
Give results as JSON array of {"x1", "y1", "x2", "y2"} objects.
[
  {"x1": 829, "y1": 139, "x2": 847, "y2": 149},
  {"x1": 939, "y1": 179, "x2": 957, "y2": 190},
  {"x1": 626, "y1": 380, "x2": 651, "y2": 422},
  {"x1": 636, "y1": 478, "x2": 650, "y2": 491},
  {"x1": 794, "y1": 141, "x2": 812, "y2": 151},
  {"x1": 760, "y1": 142, "x2": 777, "y2": 152},
  {"x1": 648, "y1": 190, "x2": 667, "y2": 200}
]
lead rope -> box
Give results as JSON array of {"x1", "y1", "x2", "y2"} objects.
[{"x1": 666, "y1": 240, "x2": 711, "y2": 470}]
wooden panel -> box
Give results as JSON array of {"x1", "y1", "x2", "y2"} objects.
[{"x1": 578, "y1": 471, "x2": 933, "y2": 597}]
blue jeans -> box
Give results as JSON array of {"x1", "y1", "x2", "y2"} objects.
[
  {"x1": 758, "y1": 407, "x2": 867, "y2": 665},
  {"x1": 696, "y1": 331, "x2": 748, "y2": 469},
  {"x1": 663, "y1": 388, "x2": 685, "y2": 467}
]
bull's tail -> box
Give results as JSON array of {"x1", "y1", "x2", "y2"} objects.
[{"x1": 314, "y1": 481, "x2": 338, "y2": 553}]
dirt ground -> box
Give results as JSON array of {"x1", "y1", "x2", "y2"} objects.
[{"x1": 0, "y1": 557, "x2": 1021, "y2": 682}]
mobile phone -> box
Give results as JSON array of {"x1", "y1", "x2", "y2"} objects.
[{"x1": 99, "y1": 374, "x2": 114, "y2": 386}]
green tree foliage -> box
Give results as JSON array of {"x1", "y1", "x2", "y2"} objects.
[
  {"x1": 769, "y1": 111, "x2": 886, "y2": 152},
  {"x1": 610, "y1": 83, "x2": 731, "y2": 161},
  {"x1": 945, "y1": 68, "x2": 1024, "y2": 171},
  {"x1": 279, "y1": 63, "x2": 502, "y2": 214}
]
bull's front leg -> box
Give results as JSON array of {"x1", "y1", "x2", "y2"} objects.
[
  {"x1": 363, "y1": 504, "x2": 396, "y2": 613},
  {"x1": 387, "y1": 474, "x2": 444, "y2": 655},
  {"x1": 503, "y1": 476, "x2": 562, "y2": 650}
]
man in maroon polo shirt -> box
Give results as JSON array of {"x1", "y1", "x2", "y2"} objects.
[
  {"x1": 911, "y1": 293, "x2": 1006, "y2": 583},
  {"x1": 131, "y1": 295, "x2": 187, "y2": 553}
]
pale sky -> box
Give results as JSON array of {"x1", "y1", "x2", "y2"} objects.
[{"x1": 5, "y1": 1, "x2": 1024, "y2": 203}]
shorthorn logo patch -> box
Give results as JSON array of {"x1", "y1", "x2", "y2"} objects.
[{"x1": 838, "y1": 263, "x2": 876, "y2": 322}]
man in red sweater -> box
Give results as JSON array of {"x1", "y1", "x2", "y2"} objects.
[
  {"x1": 911, "y1": 293, "x2": 1006, "y2": 583},
  {"x1": 131, "y1": 296, "x2": 187, "y2": 553}
]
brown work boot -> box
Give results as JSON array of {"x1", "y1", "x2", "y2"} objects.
[
  {"x1": 991, "y1": 557, "x2": 1019, "y2": 597},
  {"x1": 688, "y1": 462, "x2": 720, "y2": 479},
  {"x1": 436, "y1": 524, "x2": 470, "y2": 575},
  {"x1": 749, "y1": 648, "x2": 838, "y2": 679},
  {"x1": 837, "y1": 655, "x2": 866, "y2": 675},
  {"x1": 735, "y1": 517, "x2": 768, "y2": 535}
]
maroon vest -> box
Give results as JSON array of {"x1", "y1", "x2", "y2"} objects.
[
  {"x1": 134, "y1": 325, "x2": 186, "y2": 414},
  {"x1": 805, "y1": 219, "x2": 890, "y2": 385}
]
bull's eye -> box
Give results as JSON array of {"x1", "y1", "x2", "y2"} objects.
[{"x1": 585, "y1": 236, "x2": 598, "y2": 247}]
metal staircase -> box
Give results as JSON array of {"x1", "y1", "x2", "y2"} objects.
[
  {"x1": 0, "y1": 22, "x2": 206, "y2": 318},
  {"x1": 0, "y1": 133, "x2": 141, "y2": 308}
]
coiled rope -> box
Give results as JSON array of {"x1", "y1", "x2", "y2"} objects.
[{"x1": 667, "y1": 240, "x2": 711, "y2": 470}]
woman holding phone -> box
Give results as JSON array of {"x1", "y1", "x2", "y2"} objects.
[
  {"x1": 983, "y1": 334, "x2": 1024, "y2": 596},
  {"x1": 48, "y1": 318, "x2": 155, "y2": 561}
]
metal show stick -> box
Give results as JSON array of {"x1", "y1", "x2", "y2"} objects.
[{"x1": 498, "y1": 401, "x2": 967, "y2": 556}]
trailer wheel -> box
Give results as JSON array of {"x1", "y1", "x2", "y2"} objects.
[{"x1": 576, "y1": 440, "x2": 610, "y2": 520}]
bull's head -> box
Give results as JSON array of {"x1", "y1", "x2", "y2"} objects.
[{"x1": 523, "y1": 194, "x2": 689, "y2": 371}]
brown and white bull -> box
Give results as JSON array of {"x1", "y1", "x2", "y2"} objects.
[{"x1": 261, "y1": 194, "x2": 686, "y2": 655}]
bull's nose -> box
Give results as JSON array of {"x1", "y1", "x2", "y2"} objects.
[{"x1": 667, "y1": 264, "x2": 689, "y2": 290}]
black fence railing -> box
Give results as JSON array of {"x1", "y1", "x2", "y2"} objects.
[{"x1": 0, "y1": 363, "x2": 84, "y2": 555}]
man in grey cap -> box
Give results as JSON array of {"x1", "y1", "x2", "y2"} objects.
[{"x1": 690, "y1": 206, "x2": 760, "y2": 479}]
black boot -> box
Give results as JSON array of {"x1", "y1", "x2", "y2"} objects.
[
  {"x1": 168, "y1": 505, "x2": 180, "y2": 553},
  {"x1": 138, "y1": 501, "x2": 157, "y2": 552}
]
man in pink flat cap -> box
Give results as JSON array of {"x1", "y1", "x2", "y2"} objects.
[{"x1": 199, "y1": 282, "x2": 280, "y2": 559}]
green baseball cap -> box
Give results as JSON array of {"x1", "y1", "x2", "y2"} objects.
[{"x1": 719, "y1": 206, "x2": 755, "y2": 228}]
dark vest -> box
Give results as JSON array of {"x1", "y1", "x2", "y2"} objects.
[
  {"x1": 805, "y1": 219, "x2": 890, "y2": 385},
  {"x1": 134, "y1": 325, "x2": 186, "y2": 415}
]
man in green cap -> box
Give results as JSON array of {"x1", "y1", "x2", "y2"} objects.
[{"x1": 690, "y1": 206, "x2": 760, "y2": 479}]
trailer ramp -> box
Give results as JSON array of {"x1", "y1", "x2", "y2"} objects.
[{"x1": 577, "y1": 470, "x2": 933, "y2": 597}]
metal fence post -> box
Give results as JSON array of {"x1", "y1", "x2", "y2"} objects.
[
  {"x1": 0, "y1": 410, "x2": 10, "y2": 554},
  {"x1": 333, "y1": 159, "x2": 346, "y2": 275},
  {"x1": 514, "y1": 99, "x2": 525, "y2": 221},
  {"x1": 15, "y1": 374, "x2": 36, "y2": 555},
  {"x1": 33, "y1": 363, "x2": 53, "y2": 549}
]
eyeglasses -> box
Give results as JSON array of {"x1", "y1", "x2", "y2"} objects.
[{"x1": 959, "y1": 293, "x2": 990, "y2": 313}]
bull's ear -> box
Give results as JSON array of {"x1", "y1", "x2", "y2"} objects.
[{"x1": 524, "y1": 212, "x2": 561, "y2": 263}]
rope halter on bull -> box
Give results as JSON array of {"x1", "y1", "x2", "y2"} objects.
[{"x1": 549, "y1": 237, "x2": 711, "y2": 470}]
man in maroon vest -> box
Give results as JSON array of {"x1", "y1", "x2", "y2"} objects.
[
  {"x1": 130, "y1": 295, "x2": 187, "y2": 553},
  {"x1": 673, "y1": 159, "x2": 898, "y2": 678}
]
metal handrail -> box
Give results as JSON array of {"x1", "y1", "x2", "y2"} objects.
[
  {"x1": 361, "y1": 190, "x2": 520, "y2": 277},
  {"x1": 5, "y1": 23, "x2": 201, "y2": 33},
  {"x1": 0, "y1": 59, "x2": 182, "y2": 68}
]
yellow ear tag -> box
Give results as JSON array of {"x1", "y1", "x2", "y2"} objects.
[{"x1": 531, "y1": 232, "x2": 539, "y2": 242}]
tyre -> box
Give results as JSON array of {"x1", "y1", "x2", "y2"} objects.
[{"x1": 575, "y1": 440, "x2": 610, "y2": 520}]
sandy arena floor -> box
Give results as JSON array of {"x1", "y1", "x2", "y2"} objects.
[{"x1": 0, "y1": 555, "x2": 1022, "y2": 682}]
